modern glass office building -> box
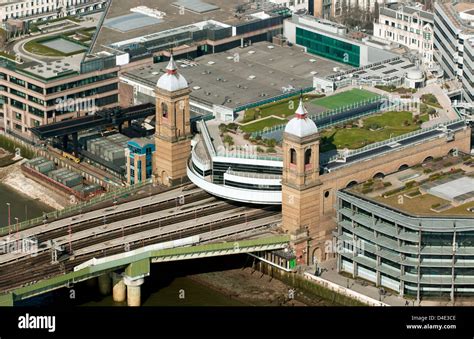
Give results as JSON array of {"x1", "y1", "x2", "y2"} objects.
[
  {"x1": 284, "y1": 14, "x2": 397, "y2": 68},
  {"x1": 295, "y1": 27, "x2": 360, "y2": 67},
  {"x1": 126, "y1": 138, "x2": 155, "y2": 185}
]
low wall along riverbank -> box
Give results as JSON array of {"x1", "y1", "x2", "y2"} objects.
[{"x1": 255, "y1": 261, "x2": 367, "y2": 306}]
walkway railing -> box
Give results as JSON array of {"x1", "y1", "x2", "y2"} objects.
[
  {"x1": 198, "y1": 120, "x2": 216, "y2": 157},
  {"x1": 233, "y1": 86, "x2": 314, "y2": 113},
  {"x1": 225, "y1": 169, "x2": 281, "y2": 180}
]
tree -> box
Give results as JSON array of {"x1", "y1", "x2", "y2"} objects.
[
  {"x1": 223, "y1": 134, "x2": 234, "y2": 146},
  {"x1": 0, "y1": 29, "x2": 7, "y2": 48},
  {"x1": 374, "y1": 1, "x2": 380, "y2": 22}
]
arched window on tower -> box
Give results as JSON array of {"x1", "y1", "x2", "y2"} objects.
[
  {"x1": 305, "y1": 149, "x2": 312, "y2": 170},
  {"x1": 161, "y1": 102, "x2": 168, "y2": 119},
  {"x1": 290, "y1": 148, "x2": 297, "y2": 165}
]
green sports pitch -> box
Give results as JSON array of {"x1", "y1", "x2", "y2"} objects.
[{"x1": 312, "y1": 88, "x2": 379, "y2": 110}]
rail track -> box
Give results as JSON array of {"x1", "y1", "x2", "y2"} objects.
[{"x1": 0, "y1": 195, "x2": 281, "y2": 292}]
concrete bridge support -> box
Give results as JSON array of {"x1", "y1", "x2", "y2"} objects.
[
  {"x1": 124, "y1": 276, "x2": 144, "y2": 307},
  {"x1": 85, "y1": 277, "x2": 97, "y2": 288},
  {"x1": 98, "y1": 273, "x2": 112, "y2": 295},
  {"x1": 112, "y1": 272, "x2": 126, "y2": 303}
]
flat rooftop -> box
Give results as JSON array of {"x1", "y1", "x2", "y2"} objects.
[
  {"x1": 325, "y1": 57, "x2": 417, "y2": 83},
  {"x1": 438, "y1": 0, "x2": 474, "y2": 33},
  {"x1": 92, "y1": 0, "x2": 273, "y2": 53},
  {"x1": 122, "y1": 41, "x2": 351, "y2": 110},
  {"x1": 347, "y1": 154, "x2": 474, "y2": 217},
  {"x1": 3, "y1": 13, "x2": 102, "y2": 81}
]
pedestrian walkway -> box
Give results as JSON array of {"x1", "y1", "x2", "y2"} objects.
[{"x1": 313, "y1": 259, "x2": 453, "y2": 306}]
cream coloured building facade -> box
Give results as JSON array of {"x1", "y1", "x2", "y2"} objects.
[
  {"x1": 0, "y1": 0, "x2": 106, "y2": 23},
  {"x1": 373, "y1": 3, "x2": 434, "y2": 68}
]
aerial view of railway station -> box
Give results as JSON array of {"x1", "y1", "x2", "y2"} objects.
[{"x1": 0, "y1": 0, "x2": 473, "y2": 336}]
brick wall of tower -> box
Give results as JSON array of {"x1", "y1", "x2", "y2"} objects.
[{"x1": 153, "y1": 85, "x2": 192, "y2": 186}]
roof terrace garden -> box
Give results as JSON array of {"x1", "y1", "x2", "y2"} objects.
[
  {"x1": 227, "y1": 88, "x2": 431, "y2": 156},
  {"x1": 239, "y1": 88, "x2": 379, "y2": 133},
  {"x1": 347, "y1": 154, "x2": 474, "y2": 217}
]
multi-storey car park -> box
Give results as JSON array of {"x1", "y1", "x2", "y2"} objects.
[{"x1": 336, "y1": 154, "x2": 474, "y2": 300}]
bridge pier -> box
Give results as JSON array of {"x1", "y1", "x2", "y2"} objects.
[
  {"x1": 85, "y1": 277, "x2": 97, "y2": 288},
  {"x1": 124, "y1": 276, "x2": 144, "y2": 307},
  {"x1": 72, "y1": 132, "x2": 79, "y2": 156},
  {"x1": 98, "y1": 273, "x2": 112, "y2": 295},
  {"x1": 62, "y1": 134, "x2": 68, "y2": 150},
  {"x1": 112, "y1": 272, "x2": 126, "y2": 303}
]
